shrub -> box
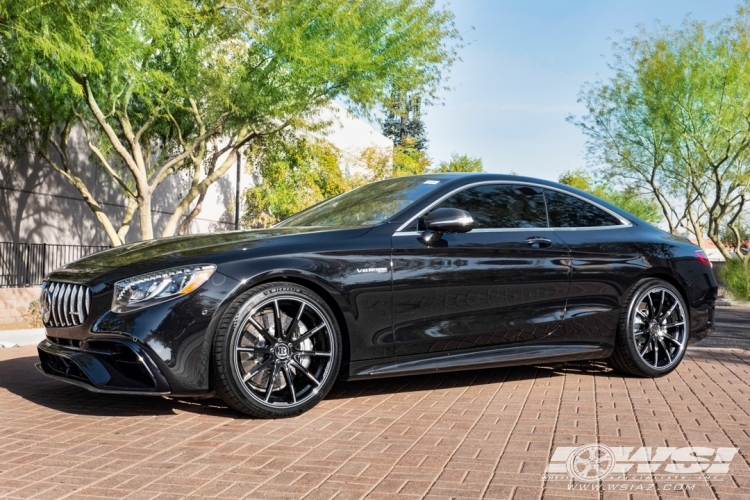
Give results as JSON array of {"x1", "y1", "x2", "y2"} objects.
[
  {"x1": 720, "y1": 259, "x2": 750, "y2": 301},
  {"x1": 23, "y1": 299, "x2": 43, "y2": 328}
]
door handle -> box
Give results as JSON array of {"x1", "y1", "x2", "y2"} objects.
[{"x1": 526, "y1": 236, "x2": 552, "y2": 248}]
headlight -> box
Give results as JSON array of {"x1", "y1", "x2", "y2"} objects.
[{"x1": 112, "y1": 265, "x2": 216, "y2": 313}]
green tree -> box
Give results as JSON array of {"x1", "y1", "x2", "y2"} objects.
[
  {"x1": 435, "y1": 153, "x2": 484, "y2": 173},
  {"x1": 242, "y1": 135, "x2": 358, "y2": 227},
  {"x1": 393, "y1": 138, "x2": 432, "y2": 176},
  {"x1": 381, "y1": 92, "x2": 428, "y2": 151},
  {"x1": 569, "y1": 6, "x2": 750, "y2": 264},
  {"x1": 0, "y1": 0, "x2": 459, "y2": 245},
  {"x1": 558, "y1": 170, "x2": 662, "y2": 225}
]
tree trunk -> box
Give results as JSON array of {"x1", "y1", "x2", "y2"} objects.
[
  {"x1": 137, "y1": 193, "x2": 154, "y2": 240},
  {"x1": 162, "y1": 150, "x2": 238, "y2": 237}
]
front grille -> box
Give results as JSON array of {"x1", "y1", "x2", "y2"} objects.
[{"x1": 42, "y1": 282, "x2": 91, "y2": 327}]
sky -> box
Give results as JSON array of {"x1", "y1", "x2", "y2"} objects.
[{"x1": 421, "y1": 0, "x2": 741, "y2": 181}]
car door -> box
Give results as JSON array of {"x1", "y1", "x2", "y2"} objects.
[
  {"x1": 542, "y1": 188, "x2": 650, "y2": 344},
  {"x1": 391, "y1": 183, "x2": 571, "y2": 357}
]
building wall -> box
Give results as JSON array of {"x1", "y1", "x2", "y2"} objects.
[{"x1": 0, "y1": 104, "x2": 391, "y2": 245}]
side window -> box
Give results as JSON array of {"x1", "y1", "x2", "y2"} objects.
[
  {"x1": 544, "y1": 189, "x2": 622, "y2": 227},
  {"x1": 432, "y1": 184, "x2": 548, "y2": 229}
]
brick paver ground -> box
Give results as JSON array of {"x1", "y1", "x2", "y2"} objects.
[{"x1": 1, "y1": 345, "x2": 749, "y2": 500}]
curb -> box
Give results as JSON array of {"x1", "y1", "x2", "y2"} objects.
[
  {"x1": 716, "y1": 300, "x2": 750, "y2": 307},
  {"x1": 0, "y1": 328, "x2": 45, "y2": 347}
]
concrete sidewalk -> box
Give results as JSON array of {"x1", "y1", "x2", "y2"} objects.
[
  {"x1": 0, "y1": 345, "x2": 748, "y2": 499},
  {"x1": 0, "y1": 328, "x2": 45, "y2": 348}
]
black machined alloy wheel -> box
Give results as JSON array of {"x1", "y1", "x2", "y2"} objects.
[
  {"x1": 610, "y1": 279, "x2": 690, "y2": 377},
  {"x1": 212, "y1": 282, "x2": 342, "y2": 418}
]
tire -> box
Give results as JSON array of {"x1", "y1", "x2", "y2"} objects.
[
  {"x1": 212, "y1": 282, "x2": 342, "y2": 418},
  {"x1": 609, "y1": 278, "x2": 689, "y2": 377}
]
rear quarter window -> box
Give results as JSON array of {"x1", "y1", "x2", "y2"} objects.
[{"x1": 544, "y1": 189, "x2": 622, "y2": 228}]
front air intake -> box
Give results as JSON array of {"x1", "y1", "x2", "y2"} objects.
[{"x1": 41, "y1": 282, "x2": 92, "y2": 328}]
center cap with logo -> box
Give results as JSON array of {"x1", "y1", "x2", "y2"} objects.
[
  {"x1": 649, "y1": 321, "x2": 663, "y2": 336},
  {"x1": 273, "y1": 343, "x2": 290, "y2": 360}
]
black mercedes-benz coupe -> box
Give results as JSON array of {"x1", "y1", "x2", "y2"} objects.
[{"x1": 36, "y1": 173, "x2": 717, "y2": 417}]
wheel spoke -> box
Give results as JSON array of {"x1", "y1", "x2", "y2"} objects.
[
  {"x1": 294, "y1": 350, "x2": 332, "y2": 357},
  {"x1": 657, "y1": 337, "x2": 672, "y2": 363},
  {"x1": 290, "y1": 359, "x2": 320, "y2": 386},
  {"x1": 646, "y1": 293, "x2": 655, "y2": 319},
  {"x1": 640, "y1": 336, "x2": 651, "y2": 355},
  {"x1": 247, "y1": 316, "x2": 277, "y2": 345},
  {"x1": 242, "y1": 357, "x2": 274, "y2": 383},
  {"x1": 655, "y1": 290, "x2": 665, "y2": 320},
  {"x1": 635, "y1": 309, "x2": 649, "y2": 320},
  {"x1": 282, "y1": 364, "x2": 297, "y2": 403},
  {"x1": 273, "y1": 300, "x2": 284, "y2": 341},
  {"x1": 285, "y1": 302, "x2": 305, "y2": 341},
  {"x1": 264, "y1": 362, "x2": 280, "y2": 402},
  {"x1": 291, "y1": 323, "x2": 326, "y2": 346},
  {"x1": 653, "y1": 338, "x2": 659, "y2": 366},
  {"x1": 664, "y1": 321, "x2": 685, "y2": 329},
  {"x1": 659, "y1": 301, "x2": 678, "y2": 323},
  {"x1": 662, "y1": 336, "x2": 683, "y2": 349}
]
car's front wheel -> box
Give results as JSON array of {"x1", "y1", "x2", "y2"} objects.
[
  {"x1": 212, "y1": 282, "x2": 341, "y2": 418},
  {"x1": 610, "y1": 279, "x2": 689, "y2": 377}
]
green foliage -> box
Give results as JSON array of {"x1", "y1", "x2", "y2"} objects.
[
  {"x1": 569, "y1": 4, "x2": 750, "y2": 262},
  {"x1": 436, "y1": 153, "x2": 484, "y2": 173},
  {"x1": 381, "y1": 92, "x2": 428, "y2": 151},
  {"x1": 558, "y1": 170, "x2": 662, "y2": 225},
  {"x1": 0, "y1": 0, "x2": 460, "y2": 243},
  {"x1": 242, "y1": 135, "x2": 360, "y2": 227},
  {"x1": 358, "y1": 137, "x2": 431, "y2": 182},
  {"x1": 23, "y1": 300, "x2": 43, "y2": 328},
  {"x1": 721, "y1": 259, "x2": 750, "y2": 301},
  {"x1": 393, "y1": 138, "x2": 431, "y2": 177}
]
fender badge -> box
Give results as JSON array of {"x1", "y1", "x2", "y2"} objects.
[{"x1": 356, "y1": 268, "x2": 388, "y2": 274}]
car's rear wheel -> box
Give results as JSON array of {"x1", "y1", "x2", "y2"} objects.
[
  {"x1": 212, "y1": 282, "x2": 341, "y2": 418},
  {"x1": 609, "y1": 279, "x2": 689, "y2": 377}
]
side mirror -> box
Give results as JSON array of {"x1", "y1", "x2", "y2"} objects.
[{"x1": 420, "y1": 208, "x2": 474, "y2": 242}]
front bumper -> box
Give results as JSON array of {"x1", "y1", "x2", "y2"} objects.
[{"x1": 36, "y1": 337, "x2": 171, "y2": 395}]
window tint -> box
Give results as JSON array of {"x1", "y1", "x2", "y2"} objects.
[
  {"x1": 434, "y1": 184, "x2": 548, "y2": 229},
  {"x1": 544, "y1": 189, "x2": 621, "y2": 227}
]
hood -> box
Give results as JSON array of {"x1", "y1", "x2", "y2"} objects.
[{"x1": 47, "y1": 226, "x2": 370, "y2": 284}]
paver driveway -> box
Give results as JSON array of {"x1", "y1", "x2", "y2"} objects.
[{"x1": 1, "y1": 344, "x2": 749, "y2": 500}]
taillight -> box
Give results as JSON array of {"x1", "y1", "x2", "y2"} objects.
[{"x1": 695, "y1": 249, "x2": 711, "y2": 267}]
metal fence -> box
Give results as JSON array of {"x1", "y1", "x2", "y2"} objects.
[{"x1": 0, "y1": 242, "x2": 110, "y2": 288}]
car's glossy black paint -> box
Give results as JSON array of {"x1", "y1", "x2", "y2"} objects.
[{"x1": 37, "y1": 173, "x2": 717, "y2": 396}]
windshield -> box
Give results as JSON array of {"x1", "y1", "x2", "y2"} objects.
[{"x1": 278, "y1": 176, "x2": 444, "y2": 228}]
